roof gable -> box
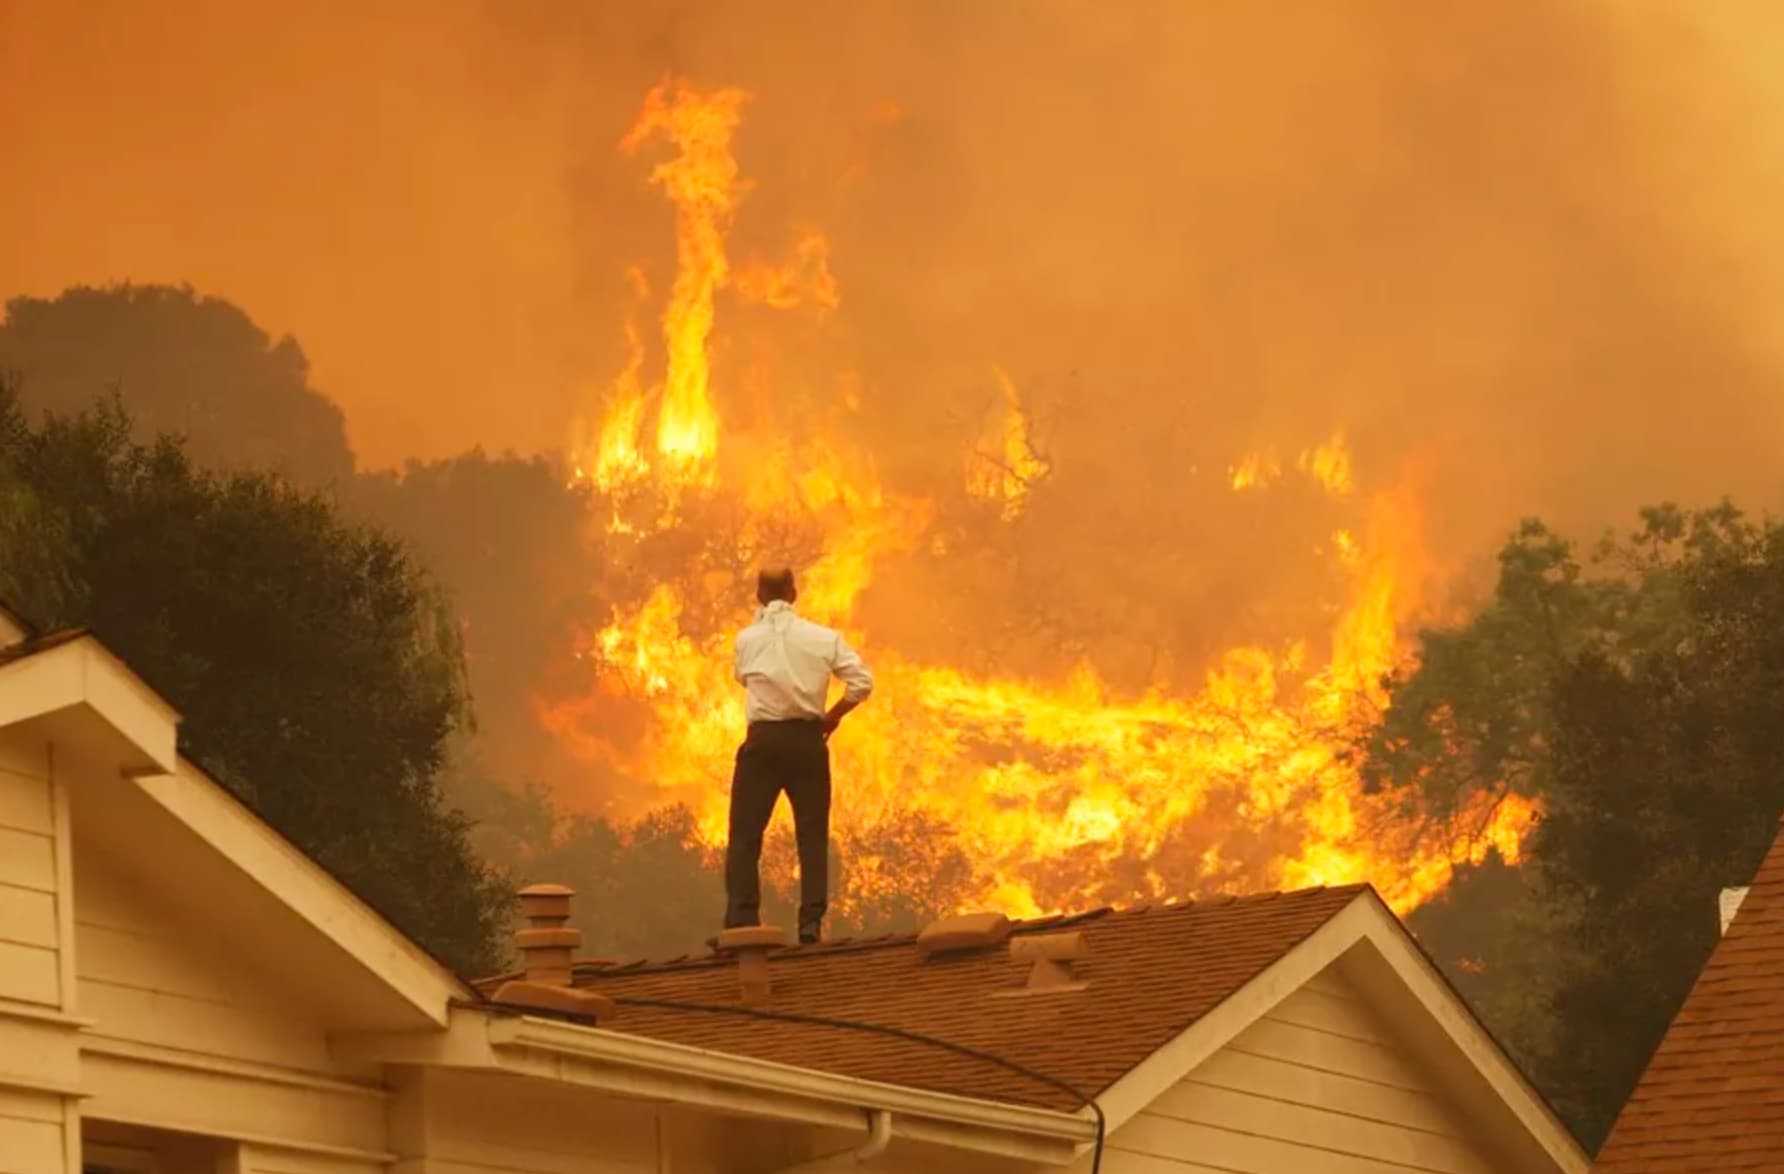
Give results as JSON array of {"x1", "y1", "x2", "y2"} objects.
[
  {"x1": 0, "y1": 628, "x2": 470, "y2": 1030},
  {"x1": 1597, "y1": 817, "x2": 1784, "y2": 1170},
  {"x1": 1099, "y1": 891, "x2": 1588, "y2": 1172}
]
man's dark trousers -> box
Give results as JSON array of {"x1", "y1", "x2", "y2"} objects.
[{"x1": 724, "y1": 719, "x2": 831, "y2": 940}]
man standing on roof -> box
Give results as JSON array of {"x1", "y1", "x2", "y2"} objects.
[{"x1": 725, "y1": 566, "x2": 873, "y2": 944}]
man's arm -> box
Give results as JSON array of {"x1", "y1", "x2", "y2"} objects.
[{"x1": 823, "y1": 634, "x2": 873, "y2": 736}]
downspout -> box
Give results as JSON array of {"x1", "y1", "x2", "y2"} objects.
[{"x1": 771, "y1": 1109, "x2": 893, "y2": 1174}]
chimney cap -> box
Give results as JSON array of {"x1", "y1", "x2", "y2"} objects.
[
  {"x1": 715, "y1": 926, "x2": 786, "y2": 1008},
  {"x1": 716, "y1": 925, "x2": 788, "y2": 952},
  {"x1": 517, "y1": 883, "x2": 575, "y2": 924}
]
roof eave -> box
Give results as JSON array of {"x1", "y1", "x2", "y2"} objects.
[
  {"x1": 338, "y1": 1005, "x2": 1098, "y2": 1165},
  {"x1": 0, "y1": 633, "x2": 179, "y2": 775},
  {"x1": 139, "y1": 757, "x2": 478, "y2": 1022},
  {"x1": 0, "y1": 629, "x2": 473, "y2": 1026}
]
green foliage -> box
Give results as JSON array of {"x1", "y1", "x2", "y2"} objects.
[
  {"x1": 1384, "y1": 503, "x2": 1784, "y2": 1150},
  {"x1": 0, "y1": 387, "x2": 508, "y2": 975},
  {"x1": 0, "y1": 383, "x2": 77, "y2": 621},
  {"x1": 346, "y1": 452, "x2": 597, "y2": 794},
  {"x1": 1365, "y1": 507, "x2": 1722, "y2": 816},
  {"x1": 455, "y1": 770, "x2": 722, "y2": 962},
  {"x1": 1405, "y1": 854, "x2": 1580, "y2": 1090},
  {"x1": 0, "y1": 284, "x2": 353, "y2": 485}
]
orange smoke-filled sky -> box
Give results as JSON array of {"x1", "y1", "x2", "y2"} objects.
[{"x1": 5, "y1": 0, "x2": 1784, "y2": 547}]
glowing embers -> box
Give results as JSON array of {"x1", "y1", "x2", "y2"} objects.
[
  {"x1": 1230, "y1": 429, "x2": 1354, "y2": 496},
  {"x1": 965, "y1": 367, "x2": 1050, "y2": 520}
]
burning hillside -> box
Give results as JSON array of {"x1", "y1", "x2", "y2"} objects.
[{"x1": 540, "y1": 78, "x2": 1532, "y2": 923}]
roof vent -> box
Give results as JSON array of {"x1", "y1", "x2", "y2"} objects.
[
  {"x1": 716, "y1": 925, "x2": 788, "y2": 1006},
  {"x1": 1000, "y1": 931, "x2": 1089, "y2": 995},
  {"x1": 917, "y1": 911, "x2": 1012, "y2": 958},
  {"x1": 490, "y1": 883, "x2": 614, "y2": 1023},
  {"x1": 1720, "y1": 886, "x2": 1751, "y2": 936},
  {"x1": 515, "y1": 883, "x2": 579, "y2": 984}
]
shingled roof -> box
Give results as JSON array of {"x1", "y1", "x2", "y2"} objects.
[
  {"x1": 478, "y1": 884, "x2": 1366, "y2": 1110},
  {"x1": 1597, "y1": 818, "x2": 1784, "y2": 1171}
]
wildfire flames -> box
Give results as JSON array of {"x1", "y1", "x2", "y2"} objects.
[{"x1": 547, "y1": 79, "x2": 1534, "y2": 924}]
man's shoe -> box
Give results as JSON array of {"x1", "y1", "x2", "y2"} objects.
[{"x1": 798, "y1": 927, "x2": 821, "y2": 946}]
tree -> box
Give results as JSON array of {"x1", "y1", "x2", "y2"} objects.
[
  {"x1": 0, "y1": 389, "x2": 76, "y2": 623},
  {"x1": 1377, "y1": 503, "x2": 1784, "y2": 1148},
  {"x1": 3, "y1": 283, "x2": 600, "y2": 804},
  {"x1": 347, "y1": 452, "x2": 598, "y2": 795},
  {"x1": 0, "y1": 387, "x2": 508, "y2": 974},
  {"x1": 451, "y1": 767, "x2": 721, "y2": 960},
  {"x1": 1363, "y1": 507, "x2": 1706, "y2": 818},
  {"x1": 0, "y1": 284, "x2": 354, "y2": 485}
]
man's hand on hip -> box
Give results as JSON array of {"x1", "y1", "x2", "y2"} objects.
[{"x1": 821, "y1": 696, "x2": 860, "y2": 741}]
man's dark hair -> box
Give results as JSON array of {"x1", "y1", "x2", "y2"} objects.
[{"x1": 757, "y1": 566, "x2": 797, "y2": 605}]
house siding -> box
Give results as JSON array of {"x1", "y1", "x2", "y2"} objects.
[
  {"x1": 0, "y1": 740, "x2": 64, "y2": 1010},
  {"x1": 69, "y1": 834, "x2": 391, "y2": 1168},
  {"x1": 0, "y1": 737, "x2": 80, "y2": 1174},
  {"x1": 72, "y1": 846, "x2": 337, "y2": 1072},
  {"x1": 404, "y1": 1068, "x2": 668, "y2": 1174},
  {"x1": 1103, "y1": 967, "x2": 1507, "y2": 1174},
  {"x1": 0, "y1": 1088, "x2": 67, "y2": 1174}
]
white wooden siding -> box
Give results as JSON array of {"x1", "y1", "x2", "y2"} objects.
[
  {"x1": 72, "y1": 841, "x2": 336, "y2": 1073},
  {"x1": 1105, "y1": 965, "x2": 1508, "y2": 1173},
  {"x1": 0, "y1": 740, "x2": 78, "y2": 1174},
  {"x1": 69, "y1": 840, "x2": 389, "y2": 1164},
  {"x1": 0, "y1": 746, "x2": 62, "y2": 1010},
  {"x1": 0, "y1": 1087, "x2": 67, "y2": 1174},
  {"x1": 419, "y1": 1069, "x2": 662, "y2": 1174}
]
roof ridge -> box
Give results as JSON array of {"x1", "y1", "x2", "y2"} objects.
[{"x1": 467, "y1": 884, "x2": 1372, "y2": 986}]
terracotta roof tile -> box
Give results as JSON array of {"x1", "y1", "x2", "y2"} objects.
[
  {"x1": 1597, "y1": 819, "x2": 1784, "y2": 1171},
  {"x1": 479, "y1": 884, "x2": 1365, "y2": 1110}
]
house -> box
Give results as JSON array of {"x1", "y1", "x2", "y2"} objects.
[
  {"x1": 1595, "y1": 816, "x2": 1784, "y2": 1171},
  {"x1": 0, "y1": 611, "x2": 1589, "y2": 1174}
]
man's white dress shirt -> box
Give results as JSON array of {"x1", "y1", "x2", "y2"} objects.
[{"x1": 734, "y1": 600, "x2": 873, "y2": 723}]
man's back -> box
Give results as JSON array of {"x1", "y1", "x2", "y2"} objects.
[{"x1": 734, "y1": 600, "x2": 872, "y2": 724}]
